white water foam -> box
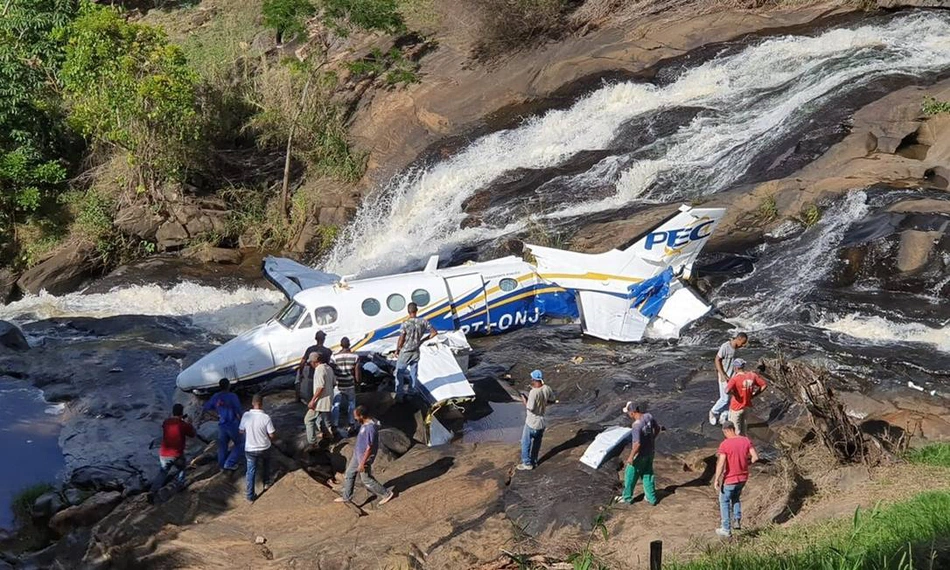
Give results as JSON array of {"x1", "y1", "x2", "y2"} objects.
[
  {"x1": 713, "y1": 190, "x2": 870, "y2": 325},
  {"x1": 326, "y1": 12, "x2": 950, "y2": 276},
  {"x1": 0, "y1": 283, "x2": 285, "y2": 336},
  {"x1": 818, "y1": 314, "x2": 950, "y2": 352}
]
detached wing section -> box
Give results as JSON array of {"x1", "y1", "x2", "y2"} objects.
[
  {"x1": 262, "y1": 256, "x2": 340, "y2": 299},
  {"x1": 526, "y1": 205, "x2": 725, "y2": 342}
]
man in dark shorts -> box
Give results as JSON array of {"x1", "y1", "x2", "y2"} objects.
[
  {"x1": 394, "y1": 303, "x2": 436, "y2": 399},
  {"x1": 714, "y1": 420, "x2": 759, "y2": 537}
]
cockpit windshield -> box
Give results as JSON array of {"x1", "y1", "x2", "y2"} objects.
[{"x1": 274, "y1": 301, "x2": 306, "y2": 329}]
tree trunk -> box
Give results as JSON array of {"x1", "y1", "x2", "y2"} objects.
[{"x1": 280, "y1": 75, "x2": 314, "y2": 221}]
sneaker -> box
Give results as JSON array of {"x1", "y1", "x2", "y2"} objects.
[
  {"x1": 645, "y1": 499, "x2": 657, "y2": 506},
  {"x1": 719, "y1": 412, "x2": 730, "y2": 425},
  {"x1": 708, "y1": 411, "x2": 718, "y2": 426},
  {"x1": 247, "y1": 494, "x2": 258, "y2": 503},
  {"x1": 715, "y1": 527, "x2": 731, "y2": 538},
  {"x1": 516, "y1": 463, "x2": 534, "y2": 471},
  {"x1": 613, "y1": 495, "x2": 632, "y2": 505},
  {"x1": 378, "y1": 489, "x2": 396, "y2": 505},
  {"x1": 733, "y1": 519, "x2": 741, "y2": 531},
  {"x1": 333, "y1": 497, "x2": 350, "y2": 503}
]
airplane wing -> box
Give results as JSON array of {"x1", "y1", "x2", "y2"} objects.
[{"x1": 262, "y1": 256, "x2": 340, "y2": 299}]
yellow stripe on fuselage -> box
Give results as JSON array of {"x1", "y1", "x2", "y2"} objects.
[{"x1": 538, "y1": 272, "x2": 644, "y2": 284}]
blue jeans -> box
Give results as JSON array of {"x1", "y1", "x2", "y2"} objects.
[
  {"x1": 719, "y1": 482, "x2": 745, "y2": 532},
  {"x1": 395, "y1": 352, "x2": 420, "y2": 397},
  {"x1": 218, "y1": 421, "x2": 243, "y2": 469},
  {"x1": 245, "y1": 448, "x2": 272, "y2": 500},
  {"x1": 521, "y1": 425, "x2": 544, "y2": 466},
  {"x1": 341, "y1": 455, "x2": 388, "y2": 501},
  {"x1": 150, "y1": 455, "x2": 186, "y2": 493},
  {"x1": 332, "y1": 386, "x2": 357, "y2": 427},
  {"x1": 711, "y1": 379, "x2": 730, "y2": 418}
]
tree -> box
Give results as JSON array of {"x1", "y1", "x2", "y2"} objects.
[
  {"x1": 0, "y1": 0, "x2": 77, "y2": 260},
  {"x1": 262, "y1": 0, "x2": 316, "y2": 44},
  {"x1": 59, "y1": 2, "x2": 204, "y2": 191}
]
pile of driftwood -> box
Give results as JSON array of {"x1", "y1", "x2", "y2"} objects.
[{"x1": 760, "y1": 355, "x2": 905, "y2": 466}]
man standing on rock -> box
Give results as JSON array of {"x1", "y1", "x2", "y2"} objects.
[
  {"x1": 297, "y1": 330, "x2": 332, "y2": 395},
  {"x1": 725, "y1": 359, "x2": 767, "y2": 436},
  {"x1": 305, "y1": 351, "x2": 335, "y2": 446},
  {"x1": 333, "y1": 405, "x2": 395, "y2": 506},
  {"x1": 714, "y1": 420, "x2": 758, "y2": 537},
  {"x1": 517, "y1": 370, "x2": 556, "y2": 471},
  {"x1": 240, "y1": 393, "x2": 276, "y2": 502},
  {"x1": 617, "y1": 402, "x2": 662, "y2": 506},
  {"x1": 148, "y1": 403, "x2": 196, "y2": 501},
  {"x1": 394, "y1": 303, "x2": 437, "y2": 399},
  {"x1": 201, "y1": 378, "x2": 244, "y2": 471},
  {"x1": 709, "y1": 332, "x2": 748, "y2": 426},
  {"x1": 331, "y1": 337, "x2": 361, "y2": 435}
]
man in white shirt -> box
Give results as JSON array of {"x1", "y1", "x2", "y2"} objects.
[
  {"x1": 239, "y1": 393, "x2": 276, "y2": 502},
  {"x1": 709, "y1": 333, "x2": 748, "y2": 426}
]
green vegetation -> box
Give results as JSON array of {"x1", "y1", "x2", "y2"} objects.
[
  {"x1": 568, "y1": 507, "x2": 612, "y2": 570},
  {"x1": 906, "y1": 443, "x2": 950, "y2": 468},
  {"x1": 756, "y1": 196, "x2": 779, "y2": 224},
  {"x1": 670, "y1": 491, "x2": 950, "y2": 570},
  {"x1": 12, "y1": 483, "x2": 56, "y2": 522},
  {"x1": 262, "y1": 0, "x2": 316, "y2": 43},
  {"x1": 796, "y1": 203, "x2": 822, "y2": 228},
  {"x1": 922, "y1": 96, "x2": 950, "y2": 117},
  {"x1": 0, "y1": 0, "x2": 420, "y2": 272},
  {"x1": 62, "y1": 4, "x2": 205, "y2": 187}
]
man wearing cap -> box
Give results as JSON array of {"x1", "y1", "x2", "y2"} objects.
[
  {"x1": 709, "y1": 333, "x2": 748, "y2": 426},
  {"x1": 714, "y1": 420, "x2": 759, "y2": 537},
  {"x1": 517, "y1": 370, "x2": 556, "y2": 471},
  {"x1": 304, "y1": 351, "x2": 335, "y2": 445},
  {"x1": 724, "y1": 359, "x2": 767, "y2": 436},
  {"x1": 617, "y1": 402, "x2": 662, "y2": 505}
]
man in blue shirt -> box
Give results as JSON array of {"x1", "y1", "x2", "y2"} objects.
[
  {"x1": 617, "y1": 401, "x2": 662, "y2": 505},
  {"x1": 333, "y1": 406, "x2": 395, "y2": 506},
  {"x1": 200, "y1": 378, "x2": 244, "y2": 470}
]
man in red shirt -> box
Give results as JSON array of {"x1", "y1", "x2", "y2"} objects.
[
  {"x1": 725, "y1": 359, "x2": 767, "y2": 436},
  {"x1": 149, "y1": 403, "x2": 197, "y2": 499},
  {"x1": 713, "y1": 420, "x2": 759, "y2": 537}
]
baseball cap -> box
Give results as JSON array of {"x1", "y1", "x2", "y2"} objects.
[
  {"x1": 732, "y1": 358, "x2": 746, "y2": 369},
  {"x1": 721, "y1": 420, "x2": 736, "y2": 430},
  {"x1": 622, "y1": 401, "x2": 642, "y2": 414},
  {"x1": 530, "y1": 370, "x2": 544, "y2": 382}
]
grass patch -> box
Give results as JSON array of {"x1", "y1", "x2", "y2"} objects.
[
  {"x1": 670, "y1": 490, "x2": 950, "y2": 570},
  {"x1": 922, "y1": 96, "x2": 950, "y2": 117},
  {"x1": 756, "y1": 196, "x2": 779, "y2": 224},
  {"x1": 11, "y1": 483, "x2": 55, "y2": 522},
  {"x1": 794, "y1": 203, "x2": 822, "y2": 228},
  {"x1": 142, "y1": 0, "x2": 268, "y2": 82},
  {"x1": 906, "y1": 444, "x2": 950, "y2": 468}
]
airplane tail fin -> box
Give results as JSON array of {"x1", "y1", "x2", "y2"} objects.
[{"x1": 618, "y1": 205, "x2": 727, "y2": 277}]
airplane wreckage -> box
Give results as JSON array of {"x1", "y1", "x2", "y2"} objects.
[{"x1": 178, "y1": 205, "x2": 726, "y2": 445}]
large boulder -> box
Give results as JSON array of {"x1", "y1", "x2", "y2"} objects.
[
  {"x1": 182, "y1": 245, "x2": 243, "y2": 265},
  {"x1": 378, "y1": 427, "x2": 412, "y2": 457},
  {"x1": 16, "y1": 245, "x2": 101, "y2": 296},
  {"x1": 0, "y1": 321, "x2": 28, "y2": 351},
  {"x1": 0, "y1": 268, "x2": 18, "y2": 303},
  {"x1": 69, "y1": 464, "x2": 145, "y2": 494},
  {"x1": 155, "y1": 221, "x2": 189, "y2": 251},
  {"x1": 31, "y1": 491, "x2": 64, "y2": 520},
  {"x1": 113, "y1": 202, "x2": 163, "y2": 241},
  {"x1": 48, "y1": 491, "x2": 122, "y2": 536}
]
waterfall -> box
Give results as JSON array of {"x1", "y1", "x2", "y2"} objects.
[{"x1": 325, "y1": 12, "x2": 950, "y2": 276}]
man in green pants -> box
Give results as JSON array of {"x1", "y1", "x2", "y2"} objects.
[{"x1": 617, "y1": 401, "x2": 662, "y2": 505}]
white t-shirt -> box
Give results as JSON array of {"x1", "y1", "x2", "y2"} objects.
[{"x1": 240, "y1": 409, "x2": 275, "y2": 452}]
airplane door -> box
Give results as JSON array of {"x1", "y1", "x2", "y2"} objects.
[{"x1": 445, "y1": 273, "x2": 490, "y2": 335}]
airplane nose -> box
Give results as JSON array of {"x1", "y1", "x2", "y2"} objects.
[{"x1": 176, "y1": 365, "x2": 206, "y2": 392}]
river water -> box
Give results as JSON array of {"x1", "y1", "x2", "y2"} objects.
[{"x1": 2, "y1": 9, "x2": 949, "y2": 527}]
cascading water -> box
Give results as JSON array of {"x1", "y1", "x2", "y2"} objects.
[{"x1": 326, "y1": 12, "x2": 950, "y2": 276}]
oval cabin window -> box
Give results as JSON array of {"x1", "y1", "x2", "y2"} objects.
[
  {"x1": 315, "y1": 306, "x2": 338, "y2": 325},
  {"x1": 411, "y1": 288, "x2": 431, "y2": 307},
  {"x1": 361, "y1": 298, "x2": 381, "y2": 317},
  {"x1": 387, "y1": 293, "x2": 406, "y2": 312},
  {"x1": 499, "y1": 278, "x2": 519, "y2": 292}
]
